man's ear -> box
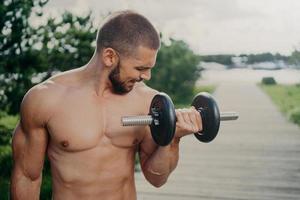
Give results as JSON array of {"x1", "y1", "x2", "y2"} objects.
[{"x1": 102, "y1": 48, "x2": 119, "y2": 68}]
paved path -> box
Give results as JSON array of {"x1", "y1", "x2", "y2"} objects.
[{"x1": 135, "y1": 82, "x2": 300, "y2": 200}]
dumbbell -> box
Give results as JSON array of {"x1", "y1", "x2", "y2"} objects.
[
  {"x1": 191, "y1": 92, "x2": 238, "y2": 143},
  {"x1": 122, "y1": 93, "x2": 176, "y2": 146},
  {"x1": 121, "y1": 92, "x2": 238, "y2": 146}
]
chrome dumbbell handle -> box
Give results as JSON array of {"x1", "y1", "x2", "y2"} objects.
[
  {"x1": 122, "y1": 115, "x2": 153, "y2": 126},
  {"x1": 220, "y1": 112, "x2": 239, "y2": 121},
  {"x1": 121, "y1": 111, "x2": 239, "y2": 126}
]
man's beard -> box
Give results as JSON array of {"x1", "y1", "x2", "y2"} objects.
[{"x1": 109, "y1": 62, "x2": 135, "y2": 95}]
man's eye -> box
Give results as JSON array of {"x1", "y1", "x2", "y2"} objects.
[{"x1": 137, "y1": 68, "x2": 147, "y2": 71}]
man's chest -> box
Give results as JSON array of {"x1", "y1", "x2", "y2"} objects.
[{"x1": 46, "y1": 94, "x2": 148, "y2": 151}]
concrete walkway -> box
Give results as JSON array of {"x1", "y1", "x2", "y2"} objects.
[{"x1": 135, "y1": 82, "x2": 300, "y2": 200}]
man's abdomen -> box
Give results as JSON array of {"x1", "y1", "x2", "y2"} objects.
[{"x1": 48, "y1": 142, "x2": 137, "y2": 200}]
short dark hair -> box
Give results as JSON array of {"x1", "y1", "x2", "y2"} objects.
[{"x1": 96, "y1": 10, "x2": 160, "y2": 56}]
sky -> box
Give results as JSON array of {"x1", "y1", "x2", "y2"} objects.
[{"x1": 35, "y1": 0, "x2": 300, "y2": 56}]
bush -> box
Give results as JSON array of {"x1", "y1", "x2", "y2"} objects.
[
  {"x1": 0, "y1": 146, "x2": 12, "y2": 179},
  {"x1": 0, "y1": 114, "x2": 18, "y2": 146},
  {"x1": 0, "y1": 177, "x2": 10, "y2": 200},
  {"x1": 193, "y1": 85, "x2": 215, "y2": 95},
  {"x1": 289, "y1": 107, "x2": 300, "y2": 125},
  {"x1": 147, "y1": 39, "x2": 201, "y2": 105},
  {"x1": 40, "y1": 174, "x2": 52, "y2": 199},
  {"x1": 261, "y1": 77, "x2": 277, "y2": 85}
]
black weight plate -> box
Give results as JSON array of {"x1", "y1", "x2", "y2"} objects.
[
  {"x1": 191, "y1": 92, "x2": 220, "y2": 143},
  {"x1": 149, "y1": 93, "x2": 176, "y2": 146}
]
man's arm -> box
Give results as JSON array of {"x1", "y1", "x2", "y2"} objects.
[
  {"x1": 10, "y1": 84, "x2": 53, "y2": 200},
  {"x1": 139, "y1": 133, "x2": 180, "y2": 187},
  {"x1": 137, "y1": 85, "x2": 202, "y2": 187},
  {"x1": 139, "y1": 107, "x2": 202, "y2": 187}
]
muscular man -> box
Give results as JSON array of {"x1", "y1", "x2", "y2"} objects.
[{"x1": 10, "y1": 10, "x2": 202, "y2": 200}]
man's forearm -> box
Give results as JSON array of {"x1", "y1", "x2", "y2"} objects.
[
  {"x1": 11, "y1": 168, "x2": 42, "y2": 200},
  {"x1": 142, "y1": 137, "x2": 180, "y2": 187}
]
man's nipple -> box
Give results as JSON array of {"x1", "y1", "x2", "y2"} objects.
[{"x1": 61, "y1": 140, "x2": 69, "y2": 148}]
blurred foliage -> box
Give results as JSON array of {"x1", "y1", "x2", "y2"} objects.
[
  {"x1": 40, "y1": 159, "x2": 52, "y2": 199},
  {"x1": 0, "y1": 145, "x2": 12, "y2": 179},
  {"x1": 0, "y1": 115, "x2": 15, "y2": 199},
  {"x1": 0, "y1": 111, "x2": 17, "y2": 199},
  {"x1": 0, "y1": 0, "x2": 48, "y2": 114},
  {"x1": 0, "y1": 0, "x2": 96, "y2": 115},
  {"x1": 200, "y1": 54, "x2": 234, "y2": 66},
  {"x1": 175, "y1": 85, "x2": 216, "y2": 108},
  {"x1": 288, "y1": 50, "x2": 300, "y2": 68},
  {"x1": 0, "y1": 113, "x2": 17, "y2": 184},
  {"x1": 0, "y1": 112, "x2": 18, "y2": 145},
  {"x1": 36, "y1": 11, "x2": 96, "y2": 73},
  {"x1": 289, "y1": 107, "x2": 300, "y2": 125},
  {"x1": 147, "y1": 40, "x2": 201, "y2": 104},
  {"x1": 261, "y1": 77, "x2": 277, "y2": 85},
  {"x1": 260, "y1": 84, "x2": 300, "y2": 126},
  {"x1": 246, "y1": 53, "x2": 288, "y2": 64},
  {"x1": 193, "y1": 85, "x2": 215, "y2": 95},
  {"x1": 0, "y1": 177, "x2": 10, "y2": 200}
]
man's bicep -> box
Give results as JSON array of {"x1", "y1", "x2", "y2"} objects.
[
  {"x1": 12, "y1": 120, "x2": 48, "y2": 180},
  {"x1": 12, "y1": 86, "x2": 50, "y2": 180}
]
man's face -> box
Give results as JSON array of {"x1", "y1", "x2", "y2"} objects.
[{"x1": 109, "y1": 46, "x2": 157, "y2": 94}]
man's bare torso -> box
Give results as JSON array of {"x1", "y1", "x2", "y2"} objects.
[{"x1": 43, "y1": 68, "x2": 155, "y2": 199}]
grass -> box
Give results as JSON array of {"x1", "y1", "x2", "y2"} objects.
[
  {"x1": 193, "y1": 85, "x2": 216, "y2": 95},
  {"x1": 260, "y1": 83, "x2": 300, "y2": 126},
  {"x1": 0, "y1": 114, "x2": 19, "y2": 130}
]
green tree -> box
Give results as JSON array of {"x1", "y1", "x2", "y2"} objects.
[
  {"x1": 246, "y1": 52, "x2": 278, "y2": 64},
  {"x1": 289, "y1": 50, "x2": 300, "y2": 68},
  {"x1": 200, "y1": 54, "x2": 234, "y2": 66},
  {"x1": 0, "y1": 0, "x2": 96, "y2": 115},
  {"x1": 147, "y1": 39, "x2": 201, "y2": 104},
  {"x1": 36, "y1": 11, "x2": 96, "y2": 77},
  {"x1": 0, "y1": 0, "x2": 49, "y2": 114}
]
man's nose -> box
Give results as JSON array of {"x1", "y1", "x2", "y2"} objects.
[{"x1": 140, "y1": 71, "x2": 151, "y2": 81}]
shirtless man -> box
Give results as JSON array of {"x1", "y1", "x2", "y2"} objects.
[{"x1": 10, "y1": 10, "x2": 202, "y2": 200}]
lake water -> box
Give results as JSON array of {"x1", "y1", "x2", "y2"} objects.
[{"x1": 197, "y1": 68, "x2": 300, "y2": 85}]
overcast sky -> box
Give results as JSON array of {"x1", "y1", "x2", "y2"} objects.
[{"x1": 38, "y1": 0, "x2": 300, "y2": 56}]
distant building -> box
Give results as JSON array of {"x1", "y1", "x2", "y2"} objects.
[
  {"x1": 250, "y1": 61, "x2": 287, "y2": 70},
  {"x1": 231, "y1": 56, "x2": 248, "y2": 68},
  {"x1": 200, "y1": 62, "x2": 227, "y2": 70}
]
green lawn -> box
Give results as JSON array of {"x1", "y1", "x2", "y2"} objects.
[{"x1": 260, "y1": 83, "x2": 300, "y2": 126}]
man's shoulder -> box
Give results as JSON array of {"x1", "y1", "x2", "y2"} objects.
[
  {"x1": 23, "y1": 80, "x2": 65, "y2": 105},
  {"x1": 21, "y1": 80, "x2": 65, "y2": 123},
  {"x1": 25, "y1": 67, "x2": 80, "y2": 102},
  {"x1": 134, "y1": 82, "x2": 159, "y2": 99}
]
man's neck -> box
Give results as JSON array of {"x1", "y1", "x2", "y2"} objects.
[{"x1": 81, "y1": 53, "x2": 114, "y2": 97}]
